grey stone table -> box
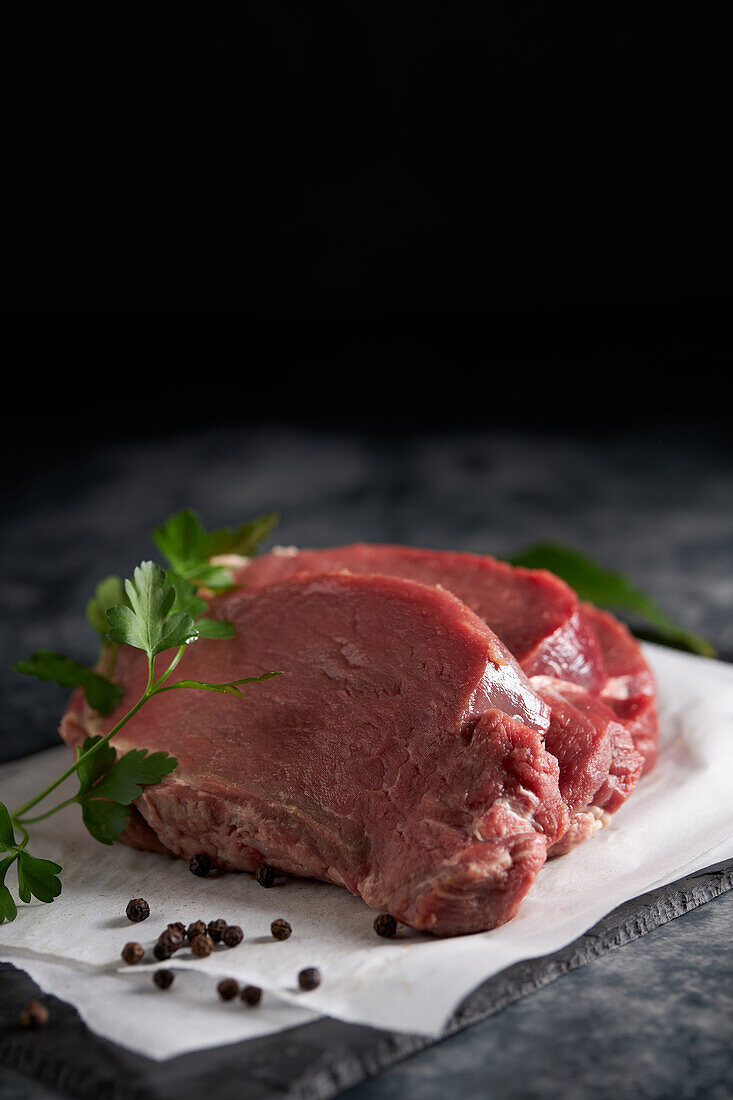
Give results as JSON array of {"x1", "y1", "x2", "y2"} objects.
[{"x1": 2, "y1": 423, "x2": 731, "y2": 1099}]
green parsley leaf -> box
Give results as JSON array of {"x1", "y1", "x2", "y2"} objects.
[
  {"x1": 86, "y1": 576, "x2": 127, "y2": 640},
  {"x1": 202, "y1": 513, "x2": 279, "y2": 559},
  {"x1": 0, "y1": 801, "x2": 16, "y2": 850},
  {"x1": 163, "y1": 572, "x2": 234, "y2": 640},
  {"x1": 106, "y1": 561, "x2": 198, "y2": 658},
  {"x1": 155, "y1": 671, "x2": 281, "y2": 698},
  {"x1": 75, "y1": 736, "x2": 117, "y2": 794},
  {"x1": 85, "y1": 748, "x2": 178, "y2": 805},
  {"x1": 0, "y1": 854, "x2": 18, "y2": 923},
  {"x1": 165, "y1": 571, "x2": 208, "y2": 620},
  {"x1": 80, "y1": 801, "x2": 132, "y2": 846},
  {"x1": 185, "y1": 561, "x2": 235, "y2": 589},
  {"x1": 16, "y1": 851, "x2": 62, "y2": 904},
  {"x1": 506, "y1": 542, "x2": 715, "y2": 657},
  {"x1": 13, "y1": 651, "x2": 124, "y2": 715},
  {"x1": 195, "y1": 618, "x2": 236, "y2": 639},
  {"x1": 152, "y1": 509, "x2": 277, "y2": 589},
  {"x1": 152, "y1": 509, "x2": 208, "y2": 577},
  {"x1": 74, "y1": 735, "x2": 178, "y2": 846},
  {"x1": 152, "y1": 511, "x2": 230, "y2": 588}
]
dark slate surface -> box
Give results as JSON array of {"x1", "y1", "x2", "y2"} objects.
[
  {"x1": 2, "y1": 424, "x2": 732, "y2": 1098},
  {"x1": 346, "y1": 884, "x2": 733, "y2": 1100}
]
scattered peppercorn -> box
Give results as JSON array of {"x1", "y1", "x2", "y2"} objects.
[
  {"x1": 207, "y1": 919, "x2": 228, "y2": 944},
  {"x1": 271, "y1": 918, "x2": 292, "y2": 940},
  {"x1": 19, "y1": 1000, "x2": 49, "y2": 1028},
  {"x1": 154, "y1": 927, "x2": 184, "y2": 960},
  {"x1": 189, "y1": 853, "x2": 211, "y2": 877},
  {"x1": 241, "y1": 985, "x2": 262, "y2": 1006},
  {"x1": 190, "y1": 933, "x2": 214, "y2": 958},
  {"x1": 153, "y1": 970, "x2": 174, "y2": 989},
  {"x1": 373, "y1": 913, "x2": 397, "y2": 938},
  {"x1": 217, "y1": 978, "x2": 240, "y2": 1001},
  {"x1": 255, "y1": 864, "x2": 276, "y2": 888},
  {"x1": 125, "y1": 897, "x2": 150, "y2": 922},
  {"x1": 298, "y1": 967, "x2": 321, "y2": 991},
  {"x1": 187, "y1": 920, "x2": 207, "y2": 941},
  {"x1": 167, "y1": 921, "x2": 186, "y2": 938},
  {"x1": 222, "y1": 924, "x2": 243, "y2": 948},
  {"x1": 162, "y1": 927, "x2": 185, "y2": 950},
  {"x1": 121, "y1": 942, "x2": 145, "y2": 965}
]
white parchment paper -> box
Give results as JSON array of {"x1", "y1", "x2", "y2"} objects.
[{"x1": 2, "y1": 644, "x2": 732, "y2": 1059}]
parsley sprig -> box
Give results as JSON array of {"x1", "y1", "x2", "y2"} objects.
[
  {"x1": 152, "y1": 509, "x2": 277, "y2": 590},
  {"x1": 1, "y1": 509, "x2": 278, "y2": 923}
]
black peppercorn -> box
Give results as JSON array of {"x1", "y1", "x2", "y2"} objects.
[
  {"x1": 298, "y1": 967, "x2": 321, "y2": 991},
  {"x1": 187, "y1": 920, "x2": 207, "y2": 941},
  {"x1": 153, "y1": 969, "x2": 174, "y2": 989},
  {"x1": 163, "y1": 927, "x2": 185, "y2": 950},
  {"x1": 19, "y1": 1000, "x2": 49, "y2": 1028},
  {"x1": 373, "y1": 913, "x2": 397, "y2": 938},
  {"x1": 121, "y1": 942, "x2": 145, "y2": 965},
  {"x1": 207, "y1": 918, "x2": 227, "y2": 944},
  {"x1": 255, "y1": 864, "x2": 275, "y2": 888},
  {"x1": 154, "y1": 927, "x2": 184, "y2": 960},
  {"x1": 191, "y1": 933, "x2": 214, "y2": 958},
  {"x1": 222, "y1": 924, "x2": 243, "y2": 948},
  {"x1": 167, "y1": 922, "x2": 186, "y2": 938},
  {"x1": 241, "y1": 985, "x2": 262, "y2": 1006},
  {"x1": 271, "y1": 918, "x2": 292, "y2": 940},
  {"x1": 189, "y1": 853, "x2": 211, "y2": 877},
  {"x1": 125, "y1": 897, "x2": 150, "y2": 922},
  {"x1": 217, "y1": 978, "x2": 240, "y2": 1001}
]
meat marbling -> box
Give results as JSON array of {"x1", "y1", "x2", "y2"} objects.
[
  {"x1": 532, "y1": 678, "x2": 644, "y2": 854},
  {"x1": 582, "y1": 604, "x2": 658, "y2": 773},
  {"x1": 61, "y1": 572, "x2": 567, "y2": 935}
]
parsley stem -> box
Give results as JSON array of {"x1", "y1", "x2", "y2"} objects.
[
  {"x1": 16, "y1": 797, "x2": 78, "y2": 826},
  {"x1": 11, "y1": 669, "x2": 154, "y2": 822},
  {"x1": 152, "y1": 645, "x2": 186, "y2": 690}
]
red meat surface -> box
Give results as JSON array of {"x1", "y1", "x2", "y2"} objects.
[
  {"x1": 533, "y1": 679, "x2": 644, "y2": 855},
  {"x1": 234, "y1": 545, "x2": 657, "y2": 848},
  {"x1": 235, "y1": 544, "x2": 608, "y2": 692},
  {"x1": 583, "y1": 604, "x2": 659, "y2": 773}
]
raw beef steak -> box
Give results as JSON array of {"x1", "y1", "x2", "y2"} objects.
[
  {"x1": 233, "y1": 545, "x2": 657, "y2": 847},
  {"x1": 61, "y1": 573, "x2": 567, "y2": 935}
]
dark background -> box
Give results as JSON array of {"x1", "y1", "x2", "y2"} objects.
[{"x1": 2, "y1": 3, "x2": 730, "y2": 471}]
